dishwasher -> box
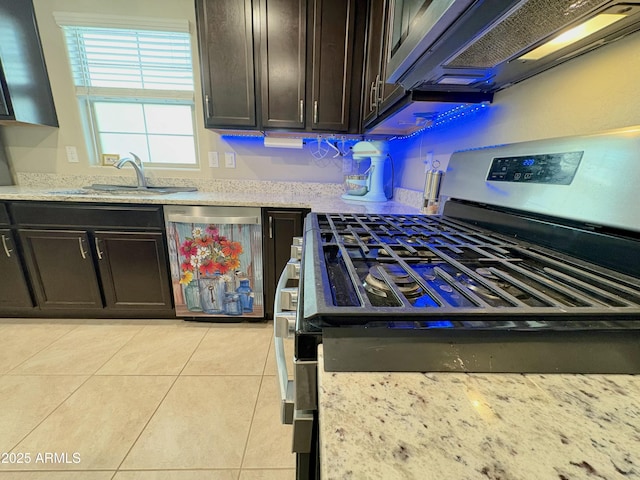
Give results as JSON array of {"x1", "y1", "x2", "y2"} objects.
[{"x1": 164, "y1": 206, "x2": 264, "y2": 319}]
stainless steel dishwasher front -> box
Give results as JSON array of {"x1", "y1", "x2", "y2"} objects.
[{"x1": 164, "y1": 205, "x2": 264, "y2": 319}]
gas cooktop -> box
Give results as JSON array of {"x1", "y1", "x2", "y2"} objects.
[
  {"x1": 296, "y1": 212, "x2": 640, "y2": 372},
  {"x1": 302, "y1": 213, "x2": 640, "y2": 326}
]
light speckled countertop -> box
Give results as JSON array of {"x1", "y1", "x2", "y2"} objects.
[
  {"x1": 318, "y1": 346, "x2": 640, "y2": 480},
  {"x1": 0, "y1": 185, "x2": 420, "y2": 214}
]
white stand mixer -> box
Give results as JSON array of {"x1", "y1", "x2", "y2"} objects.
[{"x1": 341, "y1": 140, "x2": 389, "y2": 202}]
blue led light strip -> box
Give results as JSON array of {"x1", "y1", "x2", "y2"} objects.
[{"x1": 390, "y1": 103, "x2": 490, "y2": 141}]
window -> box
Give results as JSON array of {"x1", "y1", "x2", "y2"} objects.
[{"x1": 60, "y1": 22, "x2": 197, "y2": 166}]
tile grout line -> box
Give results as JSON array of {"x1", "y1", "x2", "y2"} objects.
[
  {"x1": 2, "y1": 320, "x2": 83, "y2": 375},
  {"x1": 89, "y1": 323, "x2": 150, "y2": 376},
  {"x1": 6, "y1": 373, "x2": 94, "y2": 454},
  {"x1": 238, "y1": 325, "x2": 274, "y2": 477},
  {"x1": 112, "y1": 323, "x2": 212, "y2": 473},
  {"x1": 3, "y1": 321, "x2": 93, "y2": 454},
  {"x1": 5, "y1": 322, "x2": 151, "y2": 458}
]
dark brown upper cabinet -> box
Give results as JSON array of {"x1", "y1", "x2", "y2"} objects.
[
  {"x1": 196, "y1": 0, "x2": 365, "y2": 133},
  {"x1": 361, "y1": 0, "x2": 404, "y2": 129},
  {"x1": 259, "y1": 0, "x2": 307, "y2": 129},
  {"x1": 0, "y1": 0, "x2": 58, "y2": 127},
  {"x1": 196, "y1": 0, "x2": 257, "y2": 128},
  {"x1": 309, "y1": 0, "x2": 357, "y2": 132}
]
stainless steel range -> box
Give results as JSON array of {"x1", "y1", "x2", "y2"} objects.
[{"x1": 274, "y1": 126, "x2": 640, "y2": 479}]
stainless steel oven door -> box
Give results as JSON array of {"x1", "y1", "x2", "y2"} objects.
[{"x1": 273, "y1": 237, "x2": 316, "y2": 454}]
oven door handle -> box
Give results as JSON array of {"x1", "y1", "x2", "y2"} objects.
[{"x1": 274, "y1": 264, "x2": 297, "y2": 425}]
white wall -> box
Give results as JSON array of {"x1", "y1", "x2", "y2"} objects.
[
  {"x1": 0, "y1": 0, "x2": 346, "y2": 184},
  {"x1": 391, "y1": 29, "x2": 640, "y2": 192}
]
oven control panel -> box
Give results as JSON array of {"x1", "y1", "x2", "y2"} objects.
[{"x1": 486, "y1": 151, "x2": 583, "y2": 184}]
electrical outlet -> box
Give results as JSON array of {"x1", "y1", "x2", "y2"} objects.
[
  {"x1": 65, "y1": 146, "x2": 79, "y2": 163},
  {"x1": 208, "y1": 151, "x2": 219, "y2": 168},
  {"x1": 224, "y1": 152, "x2": 236, "y2": 168}
]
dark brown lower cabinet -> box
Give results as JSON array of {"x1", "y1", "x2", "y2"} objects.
[
  {"x1": 94, "y1": 231, "x2": 172, "y2": 310},
  {"x1": 263, "y1": 208, "x2": 309, "y2": 318},
  {"x1": 19, "y1": 229, "x2": 103, "y2": 310},
  {"x1": 0, "y1": 228, "x2": 34, "y2": 309},
  {"x1": 9, "y1": 202, "x2": 175, "y2": 318}
]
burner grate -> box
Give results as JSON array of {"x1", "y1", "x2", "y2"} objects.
[{"x1": 306, "y1": 213, "x2": 640, "y2": 326}]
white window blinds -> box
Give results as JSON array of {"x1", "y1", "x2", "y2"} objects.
[{"x1": 62, "y1": 26, "x2": 194, "y2": 95}]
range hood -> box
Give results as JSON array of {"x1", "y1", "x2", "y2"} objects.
[{"x1": 388, "y1": 0, "x2": 640, "y2": 93}]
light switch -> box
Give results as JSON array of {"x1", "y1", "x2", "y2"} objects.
[
  {"x1": 65, "y1": 146, "x2": 79, "y2": 163},
  {"x1": 208, "y1": 151, "x2": 219, "y2": 168},
  {"x1": 224, "y1": 152, "x2": 236, "y2": 168}
]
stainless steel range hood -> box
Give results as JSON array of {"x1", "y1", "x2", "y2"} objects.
[{"x1": 389, "y1": 0, "x2": 640, "y2": 93}]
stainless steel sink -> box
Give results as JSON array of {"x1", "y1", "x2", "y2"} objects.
[{"x1": 83, "y1": 184, "x2": 198, "y2": 194}]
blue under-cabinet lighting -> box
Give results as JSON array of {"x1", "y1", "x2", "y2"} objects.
[{"x1": 390, "y1": 102, "x2": 490, "y2": 141}]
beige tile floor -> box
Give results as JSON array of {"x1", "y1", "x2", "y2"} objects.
[{"x1": 0, "y1": 318, "x2": 295, "y2": 480}]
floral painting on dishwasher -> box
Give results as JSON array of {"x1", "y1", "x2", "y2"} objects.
[{"x1": 166, "y1": 220, "x2": 263, "y2": 318}]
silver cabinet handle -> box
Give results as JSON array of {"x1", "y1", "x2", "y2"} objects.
[
  {"x1": 1, "y1": 234, "x2": 12, "y2": 257},
  {"x1": 205, "y1": 94, "x2": 211, "y2": 119},
  {"x1": 94, "y1": 237, "x2": 103, "y2": 260},
  {"x1": 377, "y1": 75, "x2": 384, "y2": 104},
  {"x1": 269, "y1": 215, "x2": 273, "y2": 239},
  {"x1": 370, "y1": 76, "x2": 379, "y2": 111},
  {"x1": 313, "y1": 100, "x2": 318, "y2": 124},
  {"x1": 78, "y1": 237, "x2": 87, "y2": 259},
  {"x1": 299, "y1": 99, "x2": 304, "y2": 124}
]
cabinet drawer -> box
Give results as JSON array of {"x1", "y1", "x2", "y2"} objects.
[
  {"x1": 10, "y1": 202, "x2": 165, "y2": 229},
  {"x1": 0, "y1": 203, "x2": 9, "y2": 225}
]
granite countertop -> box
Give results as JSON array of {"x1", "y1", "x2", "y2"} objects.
[
  {"x1": 0, "y1": 185, "x2": 420, "y2": 214},
  {"x1": 318, "y1": 346, "x2": 640, "y2": 480}
]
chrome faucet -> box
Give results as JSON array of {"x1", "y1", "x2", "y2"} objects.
[{"x1": 115, "y1": 152, "x2": 147, "y2": 188}]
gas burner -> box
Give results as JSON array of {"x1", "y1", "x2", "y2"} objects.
[
  {"x1": 342, "y1": 233, "x2": 372, "y2": 244},
  {"x1": 475, "y1": 267, "x2": 500, "y2": 280},
  {"x1": 377, "y1": 247, "x2": 437, "y2": 258},
  {"x1": 363, "y1": 264, "x2": 422, "y2": 298}
]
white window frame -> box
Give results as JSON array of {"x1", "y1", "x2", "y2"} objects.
[{"x1": 55, "y1": 13, "x2": 199, "y2": 168}]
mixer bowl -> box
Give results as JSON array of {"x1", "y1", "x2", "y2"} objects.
[{"x1": 344, "y1": 174, "x2": 368, "y2": 196}]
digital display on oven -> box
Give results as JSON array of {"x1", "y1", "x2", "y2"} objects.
[{"x1": 486, "y1": 151, "x2": 583, "y2": 184}]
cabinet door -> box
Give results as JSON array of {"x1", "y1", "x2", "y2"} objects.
[
  {"x1": 0, "y1": 0, "x2": 58, "y2": 126},
  {"x1": 362, "y1": 0, "x2": 385, "y2": 127},
  {"x1": 262, "y1": 209, "x2": 307, "y2": 318},
  {"x1": 196, "y1": 0, "x2": 256, "y2": 128},
  {"x1": 309, "y1": 0, "x2": 355, "y2": 131},
  {"x1": 0, "y1": 229, "x2": 34, "y2": 309},
  {"x1": 19, "y1": 229, "x2": 103, "y2": 309},
  {"x1": 94, "y1": 231, "x2": 173, "y2": 311},
  {"x1": 260, "y1": 0, "x2": 306, "y2": 129}
]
